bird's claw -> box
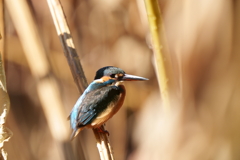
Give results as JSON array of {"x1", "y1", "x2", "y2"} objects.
[{"x1": 97, "y1": 126, "x2": 110, "y2": 136}]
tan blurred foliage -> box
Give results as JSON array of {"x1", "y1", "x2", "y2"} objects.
[
  {"x1": 2, "y1": 0, "x2": 240, "y2": 160},
  {"x1": 131, "y1": 0, "x2": 240, "y2": 160}
]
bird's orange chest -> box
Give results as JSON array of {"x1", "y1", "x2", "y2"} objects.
[{"x1": 90, "y1": 85, "x2": 126, "y2": 128}]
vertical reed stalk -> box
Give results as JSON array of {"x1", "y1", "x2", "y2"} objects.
[
  {"x1": 144, "y1": 0, "x2": 171, "y2": 110},
  {"x1": 0, "y1": 1, "x2": 13, "y2": 159},
  {"x1": 46, "y1": 0, "x2": 114, "y2": 159},
  {"x1": 0, "y1": 0, "x2": 3, "y2": 63}
]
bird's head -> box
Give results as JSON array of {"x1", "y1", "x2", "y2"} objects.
[{"x1": 94, "y1": 66, "x2": 148, "y2": 85}]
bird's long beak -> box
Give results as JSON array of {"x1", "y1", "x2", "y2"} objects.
[{"x1": 122, "y1": 74, "x2": 149, "y2": 81}]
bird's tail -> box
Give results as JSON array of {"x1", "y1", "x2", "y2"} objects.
[{"x1": 70, "y1": 128, "x2": 82, "y2": 141}]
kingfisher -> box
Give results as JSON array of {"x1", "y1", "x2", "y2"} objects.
[{"x1": 69, "y1": 66, "x2": 148, "y2": 140}]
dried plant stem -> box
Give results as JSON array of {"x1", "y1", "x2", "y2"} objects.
[
  {"x1": 46, "y1": 0, "x2": 87, "y2": 93},
  {"x1": 0, "y1": 0, "x2": 3, "y2": 64},
  {"x1": 46, "y1": 0, "x2": 114, "y2": 159},
  {"x1": 144, "y1": 0, "x2": 170, "y2": 110},
  {"x1": 0, "y1": 1, "x2": 12, "y2": 160},
  {"x1": 0, "y1": 55, "x2": 12, "y2": 160}
]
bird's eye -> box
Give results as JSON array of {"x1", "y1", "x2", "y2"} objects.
[{"x1": 110, "y1": 74, "x2": 115, "y2": 78}]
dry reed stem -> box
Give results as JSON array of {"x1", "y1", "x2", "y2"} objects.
[
  {"x1": 0, "y1": 5, "x2": 12, "y2": 160},
  {"x1": 144, "y1": 0, "x2": 171, "y2": 110},
  {"x1": 0, "y1": 1, "x2": 12, "y2": 159},
  {"x1": 0, "y1": 55, "x2": 12, "y2": 160},
  {"x1": 46, "y1": 0, "x2": 114, "y2": 159},
  {"x1": 5, "y1": 0, "x2": 70, "y2": 143},
  {"x1": 0, "y1": 0, "x2": 3, "y2": 64},
  {"x1": 47, "y1": 0, "x2": 87, "y2": 93}
]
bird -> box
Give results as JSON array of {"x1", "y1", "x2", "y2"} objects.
[{"x1": 69, "y1": 66, "x2": 148, "y2": 140}]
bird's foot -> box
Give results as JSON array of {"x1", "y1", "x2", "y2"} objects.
[{"x1": 97, "y1": 126, "x2": 110, "y2": 136}]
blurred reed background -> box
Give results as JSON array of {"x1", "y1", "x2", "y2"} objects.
[{"x1": 2, "y1": 0, "x2": 240, "y2": 160}]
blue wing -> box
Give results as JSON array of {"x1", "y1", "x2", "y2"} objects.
[
  {"x1": 69, "y1": 79, "x2": 120, "y2": 134},
  {"x1": 77, "y1": 85, "x2": 122, "y2": 126},
  {"x1": 69, "y1": 81, "x2": 94, "y2": 130}
]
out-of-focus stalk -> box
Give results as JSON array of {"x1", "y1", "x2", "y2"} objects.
[
  {"x1": 5, "y1": 0, "x2": 79, "y2": 160},
  {"x1": 144, "y1": 0, "x2": 171, "y2": 110},
  {"x1": 0, "y1": 54, "x2": 12, "y2": 160},
  {"x1": 0, "y1": 0, "x2": 3, "y2": 64},
  {"x1": 46, "y1": 0, "x2": 114, "y2": 159},
  {"x1": 0, "y1": 1, "x2": 12, "y2": 159}
]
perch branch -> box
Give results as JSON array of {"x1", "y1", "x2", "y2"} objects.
[{"x1": 46, "y1": 0, "x2": 114, "y2": 159}]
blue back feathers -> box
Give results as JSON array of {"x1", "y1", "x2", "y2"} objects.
[{"x1": 70, "y1": 78, "x2": 117, "y2": 130}]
